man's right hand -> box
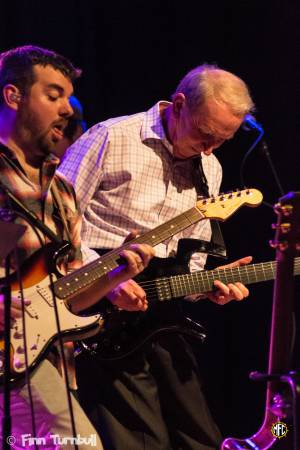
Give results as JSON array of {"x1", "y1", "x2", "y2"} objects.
[
  {"x1": 105, "y1": 241, "x2": 154, "y2": 312},
  {"x1": 0, "y1": 294, "x2": 30, "y2": 331},
  {"x1": 107, "y1": 279, "x2": 148, "y2": 312}
]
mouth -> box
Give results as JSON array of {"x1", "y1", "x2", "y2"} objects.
[{"x1": 51, "y1": 122, "x2": 67, "y2": 141}]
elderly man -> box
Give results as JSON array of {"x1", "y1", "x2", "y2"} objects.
[{"x1": 60, "y1": 65, "x2": 255, "y2": 450}]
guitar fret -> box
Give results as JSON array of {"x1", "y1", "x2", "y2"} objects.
[
  {"x1": 54, "y1": 258, "x2": 119, "y2": 297},
  {"x1": 167, "y1": 259, "x2": 300, "y2": 298},
  {"x1": 54, "y1": 207, "x2": 204, "y2": 298},
  {"x1": 134, "y1": 207, "x2": 204, "y2": 247}
]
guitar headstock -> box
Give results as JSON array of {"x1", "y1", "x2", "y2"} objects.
[
  {"x1": 270, "y1": 192, "x2": 300, "y2": 255},
  {"x1": 196, "y1": 188, "x2": 263, "y2": 221}
]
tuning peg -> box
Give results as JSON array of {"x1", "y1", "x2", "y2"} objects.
[
  {"x1": 274, "y1": 203, "x2": 293, "y2": 216},
  {"x1": 269, "y1": 240, "x2": 288, "y2": 250},
  {"x1": 271, "y1": 223, "x2": 291, "y2": 233},
  {"x1": 282, "y1": 205, "x2": 293, "y2": 216}
]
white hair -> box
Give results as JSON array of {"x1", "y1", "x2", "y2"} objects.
[{"x1": 173, "y1": 64, "x2": 254, "y2": 116}]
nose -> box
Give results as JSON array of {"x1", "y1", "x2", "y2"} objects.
[
  {"x1": 202, "y1": 141, "x2": 216, "y2": 155},
  {"x1": 60, "y1": 99, "x2": 74, "y2": 118},
  {"x1": 203, "y1": 138, "x2": 225, "y2": 155}
]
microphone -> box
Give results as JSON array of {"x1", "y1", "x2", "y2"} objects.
[{"x1": 242, "y1": 114, "x2": 264, "y2": 133}]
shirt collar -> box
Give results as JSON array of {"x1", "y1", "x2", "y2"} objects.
[
  {"x1": 0, "y1": 142, "x2": 59, "y2": 166},
  {"x1": 0, "y1": 142, "x2": 59, "y2": 191},
  {"x1": 141, "y1": 101, "x2": 174, "y2": 155}
]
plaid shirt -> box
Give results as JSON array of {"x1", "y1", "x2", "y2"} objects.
[
  {"x1": 0, "y1": 144, "x2": 82, "y2": 272},
  {"x1": 59, "y1": 102, "x2": 222, "y2": 271}
]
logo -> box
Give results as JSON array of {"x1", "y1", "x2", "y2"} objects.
[{"x1": 271, "y1": 421, "x2": 288, "y2": 439}]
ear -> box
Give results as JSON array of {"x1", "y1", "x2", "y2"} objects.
[
  {"x1": 3, "y1": 84, "x2": 22, "y2": 110},
  {"x1": 172, "y1": 93, "x2": 186, "y2": 118}
]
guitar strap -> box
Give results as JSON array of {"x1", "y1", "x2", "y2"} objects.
[
  {"x1": 50, "y1": 179, "x2": 78, "y2": 391},
  {"x1": 50, "y1": 179, "x2": 72, "y2": 244},
  {"x1": 192, "y1": 156, "x2": 227, "y2": 259},
  {"x1": 0, "y1": 150, "x2": 71, "y2": 246}
]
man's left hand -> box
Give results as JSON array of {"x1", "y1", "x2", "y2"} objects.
[{"x1": 206, "y1": 256, "x2": 252, "y2": 305}]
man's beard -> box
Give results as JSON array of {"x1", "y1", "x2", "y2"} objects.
[{"x1": 16, "y1": 102, "x2": 56, "y2": 157}]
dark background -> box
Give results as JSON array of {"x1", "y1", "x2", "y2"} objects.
[{"x1": 2, "y1": 0, "x2": 300, "y2": 441}]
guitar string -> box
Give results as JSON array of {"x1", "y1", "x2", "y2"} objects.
[
  {"x1": 55, "y1": 191, "x2": 259, "y2": 296},
  {"x1": 137, "y1": 260, "x2": 300, "y2": 301},
  {"x1": 58, "y1": 191, "x2": 251, "y2": 283},
  {"x1": 54, "y1": 206, "x2": 203, "y2": 294}
]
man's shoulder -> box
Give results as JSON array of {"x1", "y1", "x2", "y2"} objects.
[
  {"x1": 101, "y1": 111, "x2": 145, "y2": 134},
  {"x1": 86, "y1": 111, "x2": 144, "y2": 137},
  {"x1": 54, "y1": 170, "x2": 75, "y2": 194}
]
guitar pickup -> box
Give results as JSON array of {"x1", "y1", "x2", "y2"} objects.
[{"x1": 37, "y1": 286, "x2": 54, "y2": 307}]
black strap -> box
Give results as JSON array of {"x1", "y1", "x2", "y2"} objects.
[
  {"x1": 51, "y1": 179, "x2": 72, "y2": 243},
  {"x1": 192, "y1": 156, "x2": 227, "y2": 259},
  {"x1": 0, "y1": 148, "x2": 62, "y2": 245},
  {"x1": 1, "y1": 184, "x2": 62, "y2": 245}
]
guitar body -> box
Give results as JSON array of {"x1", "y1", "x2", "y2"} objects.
[
  {"x1": 0, "y1": 243, "x2": 102, "y2": 385},
  {"x1": 80, "y1": 253, "x2": 206, "y2": 361}
]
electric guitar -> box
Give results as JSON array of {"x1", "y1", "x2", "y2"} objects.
[
  {"x1": 222, "y1": 192, "x2": 300, "y2": 449},
  {"x1": 0, "y1": 188, "x2": 262, "y2": 384},
  {"x1": 80, "y1": 253, "x2": 300, "y2": 361}
]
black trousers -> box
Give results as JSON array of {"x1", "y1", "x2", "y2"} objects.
[{"x1": 76, "y1": 333, "x2": 222, "y2": 450}]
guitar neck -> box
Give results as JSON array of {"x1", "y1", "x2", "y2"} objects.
[
  {"x1": 53, "y1": 188, "x2": 262, "y2": 300},
  {"x1": 53, "y1": 206, "x2": 204, "y2": 299},
  {"x1": 145, "y1": 257, "x2": 300, "y2": 300}
]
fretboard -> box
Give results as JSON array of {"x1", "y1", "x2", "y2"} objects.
[
  {"x1": 145, "y1": 257, "x2": 300, "y2": 301},
  {"x1": 53, "y1": 206, "x2": 204, "y2": 299}
]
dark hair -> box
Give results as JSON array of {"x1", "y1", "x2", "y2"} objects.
[{"x1": 0, "y1": 45, "x2": 81, "y2": 106}]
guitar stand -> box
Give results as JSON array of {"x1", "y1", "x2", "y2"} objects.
[{"x1": 250, "y1": 370, "x2": 300, "y2": 449}]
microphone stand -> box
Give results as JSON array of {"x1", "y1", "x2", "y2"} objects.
[
  {"x1": 2, "y1": 254, "x2": 12, "y2": 450},
  {"x1": 240, "y1": 118, "x2": 285, "y2": 207},
  {"x1": 260, "y1": 140, "x2": 285, "y2": 196},
  {"x1": 239, "y1": 119, "x2": 264, "y2": 190},
  {"x1": 0, "y1": 221, "x2": 26, "y2": 450}
]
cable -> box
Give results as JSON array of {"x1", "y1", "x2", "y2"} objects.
[
  {"x1": 239, "y1": 128, "x2": 264, "y2": 190},
  {"x1": 1, "y1": 199, "x2": 77, "y2": 448},
  {"x1": 49, "y1": 273, "x2": 78, "y2": 450}
]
